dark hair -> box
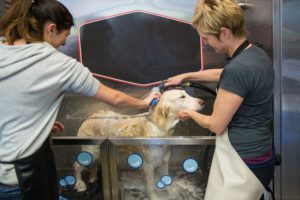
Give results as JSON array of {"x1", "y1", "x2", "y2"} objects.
[{"x1": 0, "y1": 0, "x2": 74, "y2": 44}]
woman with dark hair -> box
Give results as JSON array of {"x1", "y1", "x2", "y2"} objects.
[{"x1": 0, "y1": 0, "x2": 159, "y2": 199}]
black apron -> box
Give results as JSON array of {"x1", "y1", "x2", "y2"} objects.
[{"x1": 0, "y1": 138, "x2": 59, "y2": 200}]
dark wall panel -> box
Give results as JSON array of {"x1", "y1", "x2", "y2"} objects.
[{"x1": 79, "y1": 12, "x2": 201, "y2": 84}]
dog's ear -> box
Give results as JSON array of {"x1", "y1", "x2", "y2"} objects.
[{"x1": 153, "y1": 104, "x2": 170, "y2": 128}]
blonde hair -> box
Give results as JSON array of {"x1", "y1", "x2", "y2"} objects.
[{"x1": 192, "y1": 0, "x2": 246, "y2": 37}]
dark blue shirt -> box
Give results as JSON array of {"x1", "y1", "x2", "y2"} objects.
[{"x1": 219, "y1": 46, "x2": 274, "y2": 159}]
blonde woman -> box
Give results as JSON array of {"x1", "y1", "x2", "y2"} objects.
[{"x1": 165, "y1": 0, "x2": 274, "y2": 199}]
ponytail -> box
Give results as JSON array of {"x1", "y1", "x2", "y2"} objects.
[
  {"x1": 0, "y1": 0, "x2": 74, "y2": 45},
  {"x1": 0, "y1": 0, "x2": 39, "y2": 44}
]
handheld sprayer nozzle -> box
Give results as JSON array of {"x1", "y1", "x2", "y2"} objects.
[
  {"x1": 180, "y1": 82, "x2": 191, "y2": 87},
  {"x1": 150, "y1": 80, "x2": 167, "y2": 106},
  {"x1": 150, "y1": 86, "x2": 160, "y2": 106}
]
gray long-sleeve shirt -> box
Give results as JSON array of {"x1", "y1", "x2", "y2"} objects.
[{"x1": 0, "y1": 39, "x2": 100, "y2": 184}]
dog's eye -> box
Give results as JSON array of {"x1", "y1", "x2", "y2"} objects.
[{"x1": 180, "y1": 95, "x2": 185, "y2": 99}]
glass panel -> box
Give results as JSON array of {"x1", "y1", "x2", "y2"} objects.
[
  {"x1": 53, "y1": 145, "x2": 104, "y2": 200},
  {"x1": 114, "y1": 144, "x2": 214, "y2": 200},
  {"x1": 56, "y1": 80, "x2": 215, "y2": 138}
]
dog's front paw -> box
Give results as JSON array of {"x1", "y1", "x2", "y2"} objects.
[
  {"x1": 74, "y1": 180, "x2": 87, "y2": 192},
  {"x1": 166, "y1": 187, "x2": 183, "y2": 200},
  {"x1": 89, "y1": 175, "x2": 98, "y2": 183},
  {"x1": 148, "y1": 192, "x2": 161, "y2": 200}
]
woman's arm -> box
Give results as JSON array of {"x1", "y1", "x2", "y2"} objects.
[
  {"x1": 93, "y1": 84, "x2": 160, "y2": 109},
  {"x1": 164, "y1": 69, "x2": 223, "y2": 87},
  {"x1": 178, "y1": 88, "x2": 243, "y2": 135}
]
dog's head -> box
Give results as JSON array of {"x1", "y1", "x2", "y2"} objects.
[
  {"x1": 150, "y1": 89, "x2": 204, "y2": 131},
  {"x1": 159, "y1": 89, "x2": 204, "y2": 111}
]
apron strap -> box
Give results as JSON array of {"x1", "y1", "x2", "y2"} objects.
[{"x1": 1, "y1": 138, "x2": 59, "y2": 200}]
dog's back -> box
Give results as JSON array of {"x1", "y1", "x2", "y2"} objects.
[{"x1": 77, "y1": 110, "x2": 166, "y2": 137}]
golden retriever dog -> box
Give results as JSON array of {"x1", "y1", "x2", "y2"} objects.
[{"x1": 73, "y1": 89, "x2": 204, "y2": 199}]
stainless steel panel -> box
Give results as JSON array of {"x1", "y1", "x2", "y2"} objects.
[
  {"x1": 281, "y1": 0, "x2": 300, "y2": 199},
  {"x1": 52, "y1": 136, "x2": 106, "y2": 145},
  {"x1": 273, "y1": 0, "x2": 282, "y2": 198},
  {"x1": 274, "y1": 0, "x2": 300, "y2": 199},
  {"x1": 109, "y1": 136, "x2": 215, "y2": 145},
  {"x1": 244, "y1": 0, "x2": 273, "y2": 57}
]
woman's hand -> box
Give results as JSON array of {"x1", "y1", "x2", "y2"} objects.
[
  {"x1": 142, "y1": 91, "x2": 161, "y2": 106},
  {"x1": 164, "y1": 74, "x2": 185, "y2": 87},
  {"x1": 51, "y1": 121, "x2": 65, "y2": 134},
  {"x1": 177, "y1": 109, "x2": 192, "y2": 121}
]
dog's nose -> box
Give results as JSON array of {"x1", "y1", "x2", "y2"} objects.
[{"x1": 198, "y1": 99, "x2": 205, "y2": 106}]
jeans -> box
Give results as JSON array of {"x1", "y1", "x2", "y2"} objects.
[
  {"x1": 247, "y1": 158, "x2": 275, "y2": 200},
  {"x1": 0, "y1": 183, "x2": 22, "y2": 200}
]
